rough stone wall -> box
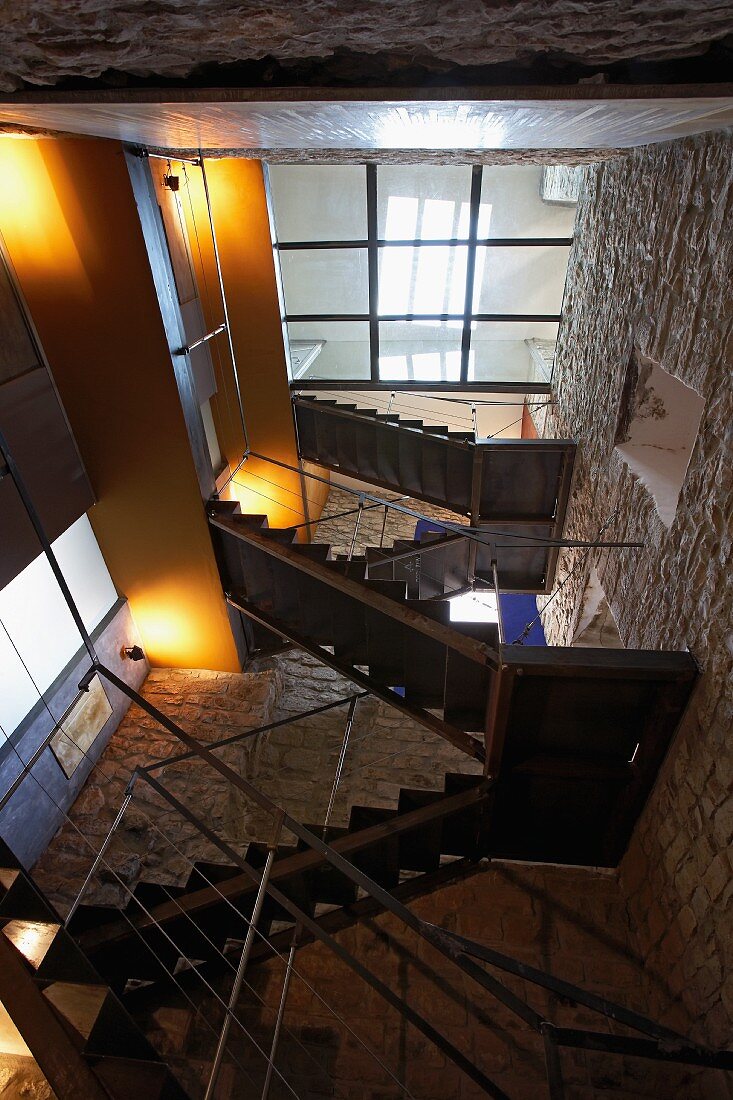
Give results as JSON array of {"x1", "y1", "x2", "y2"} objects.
[
  {"x1": 0, "y1": 1054, "x2": 53, "y2": 1100},
  {"x1": 2, "y1": 2, "x2": 732, "y2": 91},
  {"x1": 540, "y1": 130, "x2": 733, "y2": 1051},
  {"x1": 314, "y1": 486, "x2": 466, "y2": 557}
]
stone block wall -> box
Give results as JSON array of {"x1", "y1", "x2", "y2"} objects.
[
  {"x1": 539, "y1": 130, "x2": 732, "y2": 1052},
  {"x1": 32, "y1": 667, "x2": 281, "y2": 914}
]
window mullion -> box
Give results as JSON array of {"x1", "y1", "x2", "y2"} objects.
[
  {"x1": 366, "y1": 164, "x2": 379, "y2": 382},
  {"x1": 460, "y1": 166, "x2": 483, "y2": 384}
]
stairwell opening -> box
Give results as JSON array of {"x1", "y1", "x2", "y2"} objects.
[{"x1": 614, "y1": 350, "x2": 704, "y2": 530}]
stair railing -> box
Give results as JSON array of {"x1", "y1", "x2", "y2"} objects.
[
  {"x1": 242, "y1": 449, "x2": 641, "y2": 557},
  {"x1": 293, "y1": 388, "x2": 556, "y2": 439},
  {"x1": 4, "y1": 424, "x2": 729, "y2": 1098},
  {"x1": 113, "y1": 688, "x2": 732, "y2": 1098}
]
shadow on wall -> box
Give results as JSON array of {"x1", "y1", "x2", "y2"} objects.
[{"x1": 614, "y1": 350, "x2": 704, "y2": 530}]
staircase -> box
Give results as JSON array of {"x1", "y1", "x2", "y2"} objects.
[
  {"x1": 209, "y1": 500, "x2": 697, "y2": 868},
  {"x1": 69, "y1": 771, "x2": 490, "y2": 996},
  {"x1": 293, "y1": 394, "x2": 576, "y2": 591},
  {"x1": 0, "y1": 838, "x2": 189, "y2": 1099}
]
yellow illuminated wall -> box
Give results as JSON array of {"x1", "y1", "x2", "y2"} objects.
[{"x1": 0, "y1": 136, "x2": 240, "y2": 671}]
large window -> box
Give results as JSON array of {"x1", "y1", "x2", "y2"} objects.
[{"x1": 268, "y1": 164, "x2": 576, "y2": 388}]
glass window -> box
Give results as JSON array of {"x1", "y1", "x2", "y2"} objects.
[
  {"x1": 378, "y1": 246, "x2": 468, "y2": 315},
  {"x1": 280, "y1": 249, "x2": 369, "y2": 315},
  {"x1": 479, "y1": 166, "x2": 577, "y2": 239},
  {"x1": 267, "y1": 162, "x2": 573, "y2": 386},
  {"x1": 468, "y1": 321, "x2": 559, "y2": 384},
  {"x1": 379, "y1": 321, "x2": 461, "y2": 381},
  {"x1": 377, "y1": 165, "x2": 472, "y2": 239},
  {"x1": 287, "y1": 321, "x2": 370, "y2": 380},
  {"x1": 268, "y1": 165, "x2": 367, "y2": 242},
  {"x1": 472, "y1": 245, "x2": 571, "y2": 315}
]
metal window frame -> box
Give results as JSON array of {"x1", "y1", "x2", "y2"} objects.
[{"x1": 273, "y1": 163, "x2": 571, "y2": 388}]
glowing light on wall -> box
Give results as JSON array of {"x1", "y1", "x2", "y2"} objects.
[{"x1": 0, "y1": 138, "x2": 92, "y2": 296}]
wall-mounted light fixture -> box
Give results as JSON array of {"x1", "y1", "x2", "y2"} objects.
[{"x1": 123, "y1": 645, "x2": 145, "y2": 662}]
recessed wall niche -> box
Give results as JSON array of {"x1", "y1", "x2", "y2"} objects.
[
  {"x1": 572, "y1": 565, "x2": 624, "y2": 649},
  {"x1": 614, "y1": 351, "x2": 704, "y2": 530}
]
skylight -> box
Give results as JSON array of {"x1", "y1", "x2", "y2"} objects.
[{"x1": 268, "y1": 163, "x2": 577, "y2": 387}]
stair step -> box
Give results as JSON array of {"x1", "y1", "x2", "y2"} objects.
[
  {"x1": 396, "y1": 789, "x2": 444, "y2": 872},
  {"x1": 347, "y1": 807, "x2": 400, "y2": 889},
  {"x1": 441, "y1": 774, "x2": 491, "y2": 858},
  {"x1": 184, "y1": 862, "x2": 242, "y2": 893},
  {"x1": 402, "y1": 599, "x2": 450, "y2": 708},
  {"x1": 364, "y1": 580, "x2": 407, "y2": 684}
]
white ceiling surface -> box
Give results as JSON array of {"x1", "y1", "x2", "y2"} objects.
[{"x1": 1, "y1": 97, "x2": 732, "y2": 151}]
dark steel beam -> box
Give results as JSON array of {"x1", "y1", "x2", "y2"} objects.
[
  {"x1": 548, "y1": 1025, "x2": 733, "y2": 1071},
  {"x1": 438, "y1": 928, "x2": 702, "y2": 1050},
  {"x1": 124, "y1": 148, "x2": 216, "y2": 501},
  {"x1": 286, "y1": 313, "x2": 561, "y2": 322},
  {"x1": 292, "y1": 380, "x2": 551, "y2": 394},
  {"x1": 276, "y1": 237, "x2": 574, "y2": 249}
]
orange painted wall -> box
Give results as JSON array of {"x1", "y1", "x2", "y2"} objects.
[
  {"x1": 521, "y1": 400, "x2": 539, "y2": 439},
  {"x1": 0, "y1": 136, "x2": 240, "y2": 671},
  {"x1": 197, "y1": 159, "x2": 330, "y2": 533}
]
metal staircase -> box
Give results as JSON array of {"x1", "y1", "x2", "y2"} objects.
[
  {"x1": 209, "y1": 500, "x2": 697, "y2": 869},
  {"x1": 69, "y1": 771, "x2": 490, "y2": 990},
  {"x1": 293, "y1": 394, "x2": 576, "y2": 591}
]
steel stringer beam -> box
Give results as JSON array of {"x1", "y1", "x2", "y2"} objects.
[{"x1": 138, "y1": 772, "x2": 509, "y2": 1100}]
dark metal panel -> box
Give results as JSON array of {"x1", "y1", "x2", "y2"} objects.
[
  {"x1": 0, "y1": 247, "x2": 39, "y2": 385},
  {"x1": 0, "y1": 368, "x2": 95, "y2": 589}
]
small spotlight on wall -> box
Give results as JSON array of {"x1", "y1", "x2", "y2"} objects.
[
  {"x1": 123, "y1": 645, "x2": 146, "y2": 662},
  {"x1": 163, "y1": 172, "x2": 180, "y2": 192}
]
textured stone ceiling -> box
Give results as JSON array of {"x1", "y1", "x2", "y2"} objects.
[{"x1": 2, "y1": 0, "x2": 733, "y2": 92}]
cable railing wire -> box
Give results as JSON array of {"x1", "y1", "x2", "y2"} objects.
[
  {"x1": 0, "y1": 720, "x2": 270, "y2": 1098},
  {"x1": 0, "y1": 647, "x2": 410, "y2": 1096}
]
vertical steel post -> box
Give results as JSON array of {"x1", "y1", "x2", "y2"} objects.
[
  {"x1": 204, "y1": 812, "x2": 284, "y2": 1100},
  {"x1": 491, "y1": 560, "x2": 505, "y2": 647},
  {"x1": 541, "y1": 1024, "x2": 566, "y2": 1100},
  {"x1": 65, "y1": 779, "x2": 136, "y2": 926},
  {"x1": 379, "y1": 504, "x2": 389, "y2": 549},
  {"x1": 347, "y1": 495, "x2": 365, "y2": 561},
  {"x1": 260, "y1": 927, "x2": 301, "y2": 1100},
  {"x1": 322, "y1": 697, "x2": 359, "y2": 838},
  {"x1": 198, "y1": 154, "x2": 250, "y2": 455}
]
